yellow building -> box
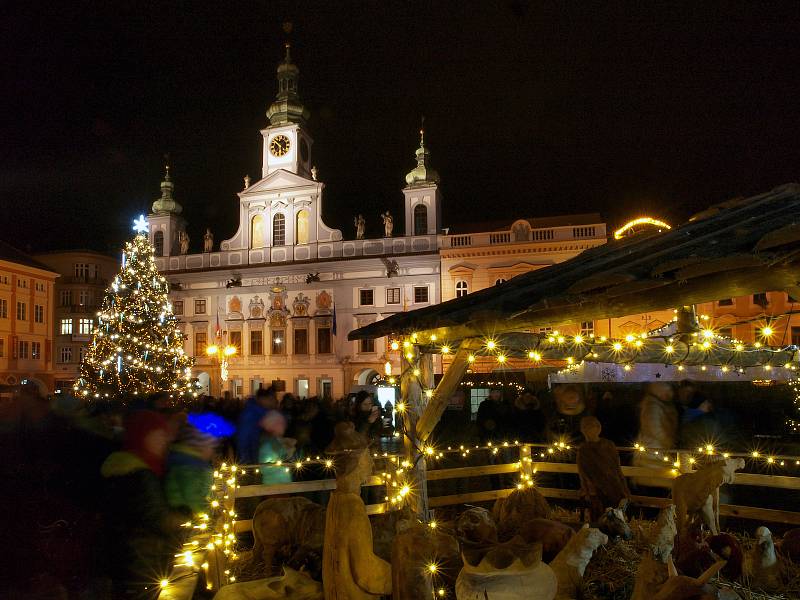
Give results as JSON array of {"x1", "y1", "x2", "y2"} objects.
[
  {"x1": 0, "y1": 241, "x2": 59, "y2": 393},
  {"x1": 34, "y1": 250, "x2": 119, "y2": 392}
]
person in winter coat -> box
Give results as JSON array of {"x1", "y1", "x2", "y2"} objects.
[
  {"x1": 100, "y1": 410, "x2": 190, "y2": 598},
  {"x1": 236, "y1": 386, "x2": 277, "y2": 463},
  {"x1": 476, "y1": 388, "x2": 511, "y2": 443},
  {"x1": 352, "y1": 391, "x2": 382, "y2": 442},
  {"x1": 632, "y1": 382, "x2": 678, "y2": 489},
  {"x1": 165, "y1": 422, "x2": 216, "y2": 515}
]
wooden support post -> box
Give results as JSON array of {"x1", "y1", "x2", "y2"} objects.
[
  {"x1": 416, "y1": 338, "x2": 482, "y2": 442},
  {"x1": 520, "y1": 444, "x2": 534, "y2": 488}
]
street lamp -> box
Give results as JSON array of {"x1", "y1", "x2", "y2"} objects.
[{"x1": 206, "y1": 344, "x2": 237, "y2": 394}]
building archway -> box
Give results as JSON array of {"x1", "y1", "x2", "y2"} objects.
[
  {"x1": 23, "y1": 377, "x2": 49, "y2": 396},
  {"x1": 356, "y1": 368, "x2": 381, "y2": 386},
  {"x1": 196, "y1": 371, "x2": 211, "y2": 395}
]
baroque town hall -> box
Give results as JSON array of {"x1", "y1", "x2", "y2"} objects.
[{"x1": 146, "y1": 44, "x2": 606, "y2": 399}]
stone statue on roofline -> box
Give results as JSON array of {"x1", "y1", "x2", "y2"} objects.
[
  {"x1": 322, "y1": 421, "x2": 391, "y2": 599},
  {"x1": 354, "y1": 214, "x2": 366, "y2": 240},
  {"x1": 381, "y1": 211, "x2": 393, "y2": 238},
  {"x1": 204, "y1": 228, "x2": 214, "y2": 253},
  {"x1": 179, "y1": 230, "x2": 190, "y2": 255}
]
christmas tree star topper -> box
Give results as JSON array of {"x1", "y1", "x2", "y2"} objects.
[{"x1": 133, "y1": 214, "x2": 149, "y2": 234}]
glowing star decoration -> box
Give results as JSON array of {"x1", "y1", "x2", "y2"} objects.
[
  {"x1": 613, "y1": 216, "x2": 671, "y2": 239},
  {"x1": 133, "y1": 214, "x2": 149, "y2": 234}
]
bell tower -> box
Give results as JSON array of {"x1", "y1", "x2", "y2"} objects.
[
  {"x1": 147, "y1": 163, "x2": 186, "y2": 258},
  {"x1": 261, "y1": 25, "x2": 313, "y2": 180},
  {"x1": 402, "y1": 124, "x2": 442, "y2": 236}
]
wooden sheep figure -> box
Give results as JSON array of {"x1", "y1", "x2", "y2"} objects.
[
  {"x1": 672, "y1": 458, "x2": 744, "y2": 537},
  {"x1": 549, "y1": 524, "x2": 608, "y2": 600},
  {"x1": 745, "y1": 526, "x2": 781, "y2": 590}
]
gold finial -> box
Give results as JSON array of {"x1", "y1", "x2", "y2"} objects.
[
  {"x1": 419, "y1": 115, "x2": 426, "y2": 147},
  {"x1": 163, "y1": 153, "x2": 171, "y2": 180}
]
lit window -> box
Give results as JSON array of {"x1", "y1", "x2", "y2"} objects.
[
  {"x1": 296, "y1": 210, "x2": 309, "y2": 245},
  {"x1": 455, "y1": 281, "x2": 468, "y2": 298},
  {"x1": 16, "y1": 302, "x2": 26, "y2": 321},
  {"x1": 251, "y1": 214, "x2": 265, "y2": 248},
  {"x1": 414, "y1": 286, "x2": 429, "y2": 303},
  {"x1": 271, "y1": 329, "x2": 285, "y2": 354},
  {"x1": 60, "y1": 318, "x2": 73, "y2": 335},
  {"x1": 386, "y1": 288, "x2": 401, "y2": 304},
  {"x1": 78, "y1": 318, "x2": 93, "y2": 335},
  {"x1": 194, "y1": 299, "x2": 206, "y2": 314},
  {"x1": 580, "y1": 321, "x2": 594, "y2": 336},
  {"x1": 359, "y1": 289, "x2": 374, "y2": 306},
  {"x1": 195, "y1": 331, "x2": 207, "y2": 357},
  {"x1": 31, "y1": 342, "x2": 41, "y2": 360},
  {"x1": 173, "y1": 300, "x2": 183, "y2": 316},
  {"x1": 273, "y1": 213, "x2": 286, "y2": 246},
  {"x1": 470, "y1": 388, "x2": 490, "y2": 421},
  {"x1": 0, "y1": 299, "x2": 7, "y2": 319},
  {"x1": 34, "y1": 305, "x2": 44, "y2": 323}
]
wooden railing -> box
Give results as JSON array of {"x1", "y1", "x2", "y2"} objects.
[{"x1": 158, "y1": 445, "x2": 800, "y2": 599}]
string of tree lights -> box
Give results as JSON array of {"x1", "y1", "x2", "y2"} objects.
[{"x1": 74, "y1": 216, "x2": 196, "y2": 399}]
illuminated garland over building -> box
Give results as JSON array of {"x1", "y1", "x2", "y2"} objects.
[{"x1": 74, "y1": 217, "x2": 195, "y2": 399}]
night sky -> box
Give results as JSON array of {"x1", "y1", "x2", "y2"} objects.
[{"x1": 3, "y1": 1, "x2": 800, "y2": 254}]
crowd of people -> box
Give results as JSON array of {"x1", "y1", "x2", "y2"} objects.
[{"x1": 0, "y1": 378, "x2": 754, "y2": 598}]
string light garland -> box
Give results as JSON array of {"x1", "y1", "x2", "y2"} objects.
[{"x1": 74, "y1": 220, "x2": 196, "y2": 399}]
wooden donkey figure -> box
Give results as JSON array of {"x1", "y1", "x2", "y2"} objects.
[{"x1": 671, "y1": 457, "x2": 744, "y2": 538}]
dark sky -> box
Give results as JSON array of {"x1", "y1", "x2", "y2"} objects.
[{"x1": 3, "y1": 1, "x2": 800, "y2": 254}]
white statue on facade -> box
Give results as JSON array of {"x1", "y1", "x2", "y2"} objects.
[
  {"x1": 311, "y1": 166, "x2": 318, "y2": 181},
  {"x1": 244, "y1": 174, "x2": 251, "y2": 189},
  {"x1": 179, "y1": 230, "x2": 190, "y2": 255},
  {"x1": 381, "y1": 211, "x2": 393, "y2": 238},
  {"x1": 204, "y1": 228, "x2": 214, "y2": 253},
  {"x1": 354, "y1": 214, "x2": 365, "y2": 240}
]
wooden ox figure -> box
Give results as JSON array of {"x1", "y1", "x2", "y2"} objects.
[{"x1": 671, "y1": 458, "x2": 744, "y2": 537}]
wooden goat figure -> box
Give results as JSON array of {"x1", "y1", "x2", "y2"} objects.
[{"x1": 672, "y1": 458, "x2": 744, "y2": 537}]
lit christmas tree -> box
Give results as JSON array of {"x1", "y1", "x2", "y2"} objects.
[{"x1": 75, "y1": 215, "x2": 195, "y2": 399}]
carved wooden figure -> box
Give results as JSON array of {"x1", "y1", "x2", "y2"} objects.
[
  {"x1": 391, "y1": 520, "x2": 461, "y2": 600},
  {"x1": 213, "y1": 567, "x2": 323, "y2": 600},
  {"x1": 672, "y1": 458, "x2": 745, "y2": 537},
  {"x1": 549, "y1": 524, "x2": 608, "y2": 600},
  {"x1": 577, "y1": 416, "x2": 631, "y2": 521},
  {"x1": 493, "y1": 487, "x2": 550, "y2": 541},
  {"x1": 632, "y1": 505, "x2": 677, "y2": 600},
  {"x1": 653, "y1": 556, "x2": 725, "y2": 600},
  {"x1": 745, "y1": 526, "x2": 780, "y2": 590},
  {"x1": 322, "y1": 422, "x2": 391, "y2": 600}
]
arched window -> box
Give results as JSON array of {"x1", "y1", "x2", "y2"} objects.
[
  {"x1": 153, "y1": 231, "x2": 164, "y2": 256},
  {"x1": 251, "y1": 214, "x2": 265, "y2": 248},
  {"x1": 273, "y1": 213, "x2": 286, "y2": 246},
  {"x1": 413, "y1": 204, "x2": 427, "y2": 236},
  {"x1": 455, "y1": 280, "x2": 468, "y2": 298},
  {"x1": 495, "y1": 278, "x2": 507, "y2": 286},
  {"x1": 296, "y1": 210, "x2": 309, "y2": 245}
]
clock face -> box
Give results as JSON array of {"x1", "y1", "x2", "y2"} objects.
[{"x1": 270, "y1": 134, "x2": 291, "y2": 157}]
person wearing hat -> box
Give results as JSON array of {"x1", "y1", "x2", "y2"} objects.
[
  {"x1": 322, "y1": 421, "x2": 391, "y2": 599},
  {"x1": 165, "y1": 420, "x2": 217, "y2": 515}
]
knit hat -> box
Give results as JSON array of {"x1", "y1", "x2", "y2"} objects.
[{"x1": 176, "y1": 422, "x2": 217, "y2": 450}]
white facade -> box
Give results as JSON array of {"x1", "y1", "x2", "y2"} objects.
[{"x1": 148, "y1": 45, "x2": 441, "y2": 398}]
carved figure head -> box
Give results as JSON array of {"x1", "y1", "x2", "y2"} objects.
[
  {"x1": 326, "y1": 421, "x2": 371, "y2": 483},
  {"x1": 456, "y1": 507, "x2": 498, "y2": 545},
  {"x1": 598, "y1": 505, "x2": 632, "y2": 540}
]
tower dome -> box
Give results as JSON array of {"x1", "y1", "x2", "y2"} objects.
[
  {"x1": 151, "y1": 165, "x2": 182, "y2": 215},
  {"x1": 405, "y1": 127, "x2": 440, "y2": 187}
]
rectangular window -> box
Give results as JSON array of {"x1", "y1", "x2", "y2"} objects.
[
  {"x1": 0, "y1": 299, "x2": 6, "y2": 319},
  {"x1": 321, "y1": 379, "x2": 333, "y2": 399},
  {"x1": 317, "y1": 327, "x2": 332, "y2": 354},
  {"x1": 719, "y1": 327, "x2": 733, "y2": 339},
  {"x1": 195, "y1": 331, "x2": 207, "y2": 357},
  {"x1": 359, "y1": 289, "x2": 374, "y2": 306},
  {"x1": 580, "y1": 321, "x2": 594, "y2": 336},
  {"x1": 0, "y1": 274, "x2": 7, "y2": 285},
  {"x1": 753, "y1": 292, "x2": 769, "y2": 307},
  {"x1": 17, "y1": 278, "x2": 28, "y2": 289},
  {"x1": 271, "y1": 329, "x2": 285, "y2": 354},
  {"x1": 35, "y1": 282, "x2": 45, "y2": 292},
  {"x1": 78, "y1": 290, "x2": 90, "y2": 305},
  {"x1": 386, "y1": 287, "x2": 401, "y2": 304},
  {"x1": 60, "y1": 290, "x2": 72, "y2": 306},
  {"x1": 470, "y1": 388, "x2": 490, "y2": 421},
  {"x1": 229, "y1": 330, "x2": 242, "y2": 352},
  {"x1": 18, "y1": 340, "x2": 29, "y2": 359},
  {"x1": 31, "y1": 342, "x2": 41, "y2": 359},
  {"x1": 34, "y1": 305, "x2": 44, "y2": 323},
  {"x1": 414, "y1": 286, "x2": 429, "y2": 303},
  {"x1": 718, "y1": 298, "x2": 734, "y2": 306},
  {"x1": 359, "y1": 337, "x2": 375, "y2": 353},
  {"x1": 74, "y1": 263, "x2": 88, "y2": 279},
  {"x1": 60, "y1": 318, "x2": 73, "y2": 335},
  {"x1": 173, "y1": 300, "x2": 184, "y2": 316},
  {"x1": 250, "y1": 330, "x2": 263, "y2": 355},
  {"x1": 0, "y1": 338, "x2": 4, "y2": 357},
  {"x1": 297, "y1": 378, "x2": 309, "y2": 398},
  {"x1": 194, "y1": 299, "x2": 206, "y2": 314},
  {"x1": 792, "y1": 327, "x2": 800, "y2": 347},
  {"x1": 293, "y1": 328, "x2": 308, "y2": 354},
  {"x1": 78, "y1": 318, "x2": 93, "y2": 335},
  {"x1": 16, "y1": 302, "x2": 26, "y2": 321}
]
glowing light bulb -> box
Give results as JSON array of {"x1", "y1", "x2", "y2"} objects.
[
  {"x1": 762, "y1": 326, "x2": 774, "y2": 336},
  {"x1": 574, "y1": 335, "x2": 584, "y2": 344},
  {"x1": 441, "y1": 345, "x2": 451, "y2": 354},
  {"x1": 486, "y1": 340, "x2": 496, "y2": 350}
]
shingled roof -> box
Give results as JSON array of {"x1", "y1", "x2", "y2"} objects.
[{"x1": 350, "y1": 183, "x2": 800, "y2": 341}]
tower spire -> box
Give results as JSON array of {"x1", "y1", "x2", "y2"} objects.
[
  {"x1": 151, "y1": 158, "x2": 182, "y2": 215},
  {"x1": 266, "y1": 22, "x2": 310, "y2": 126},
  {"x1": 405, "y1": 119, "x2": 440, "y2": 187}
]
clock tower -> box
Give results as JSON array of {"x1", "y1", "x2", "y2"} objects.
[{"x1": 261, "y1": 42, "x2": 313, "y2": 179}]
